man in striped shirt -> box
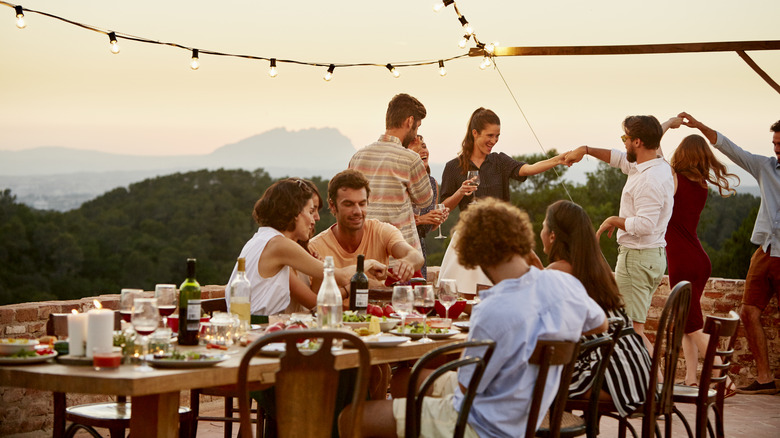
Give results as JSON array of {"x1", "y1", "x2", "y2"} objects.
[{"x1": 348, "y1": 93, "x2": 433, "y2": 253}]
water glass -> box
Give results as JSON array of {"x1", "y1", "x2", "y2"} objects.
[
  {"x1": 438, "y1": 279, "x2": 458, "y2": 320},
  {"x1": 392, "y1": 285, "x2": 413, "y2": 335}
]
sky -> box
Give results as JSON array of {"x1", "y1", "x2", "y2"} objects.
[{"x1": 1, "y1": 0, "x2": 779, "y2": 174}]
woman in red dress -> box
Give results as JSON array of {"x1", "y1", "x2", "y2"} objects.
[{"x1": 665, "y1": 134, "x2": 738, "y2": 386}]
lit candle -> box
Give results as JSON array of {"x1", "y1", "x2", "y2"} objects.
[
  {"x1": 86, "y1": 300, "x2": 114, "y2": 359},
  {"x1": 67, "y1": 309, "x2": 87, "y2": 357}
]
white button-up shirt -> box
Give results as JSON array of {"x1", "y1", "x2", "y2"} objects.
[{"x1": 610, "y1": 149, "x2": 674, "y2": 249}]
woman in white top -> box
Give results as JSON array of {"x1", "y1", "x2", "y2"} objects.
[{"x1": 228, "y1": 178, "x2": 384, "y2": 316}]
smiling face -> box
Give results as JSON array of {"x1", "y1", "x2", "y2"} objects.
[
  {"x1": 331, "y1": 187, "x2": 368, "y2": 233},
  {"x1": 623, "y1": 133, "x2": 639, "y2": 163},
  {"x1": 472, "y1": 123, "x2": 500, "y2": 158},
  {"x1": 293, "y1": 198, "x2": 317, "y2": 241},
  {"x1": 409, "y1": 136, "x2": 429, "y2": 166}
]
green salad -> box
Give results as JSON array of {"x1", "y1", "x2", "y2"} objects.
[
  {"x1": 401, "y1": 322, "x2": 446, "y2": 334},
  {"x1": 343, "y1": 311, "x2": 373, "y2": 323}
]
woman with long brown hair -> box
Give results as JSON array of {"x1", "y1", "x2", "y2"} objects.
[
  {"x1": 665, "y1": 134, "x2": 739, "y2": 387},
  {"x1": 542, "y1": 200, "x2": 651, "y2": 417}
]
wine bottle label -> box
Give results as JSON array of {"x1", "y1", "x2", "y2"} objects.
[
  {"x1": 355, "y1": 289, "x2": 369, "y2": 307},
  {"x1": 186, "y1": 300, "x2": 201, "y2": 330}
]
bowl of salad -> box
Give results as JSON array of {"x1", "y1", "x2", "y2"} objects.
[{"x1": 0, "y1": 338, "x2": 39, "y2": 355}]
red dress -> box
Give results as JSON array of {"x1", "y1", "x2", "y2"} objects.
[{"x1": 665, "y1": 175, "x2": 711, "y2": 333}]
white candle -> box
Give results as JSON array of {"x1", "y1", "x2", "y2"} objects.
[
  {"x1": 67, "y1": 310, "x2": 87, "y2": 357},
  {"x1": 86, "y1": 305, "x2": 114, "y2": 359}
]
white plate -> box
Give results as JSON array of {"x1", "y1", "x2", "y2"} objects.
[
  {"x1": 259, "y1": 342, "x2": 337, "y2": 356},
  {"x1": 147, "y1": 354, "x2": 228, "y2": 369},
  {"x1": 0, "y1": 351, "x2": 57, "y2": 364},
  {"x1": 453, "y1": 321, "x2": 470, "y2": 332},
  {"x1": 361, "y1": 335, "x2": 411, "y2": 347},
  {"x1": 388, "y1": 329, "x2": 459, "y2": 340}
]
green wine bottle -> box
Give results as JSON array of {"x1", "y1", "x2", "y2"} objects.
[{"x1": 177, "y1": 258, "x2": 201, "y2": 346}]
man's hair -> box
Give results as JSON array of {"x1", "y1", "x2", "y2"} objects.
[
  {"x1": 253, "y1": 178, "x2": 313, "y2": 232},
  {"x1": 328, "y1": 169, "x2": 371, "y2": 204},
  {"x1": 622, "y1": 115, "x2": 663, "y2": 150},
  {"x1": 385, "y1": 93, "x2": 426, "y2": 129},
  {"x1": 770, "y1": 120, "x2": 780, "y2": 132},
  {"x1": 453, "y1": 198, "x2": 535, "y2": 269}
]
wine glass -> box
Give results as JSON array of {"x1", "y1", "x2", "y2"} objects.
[
  {"x1": 132, "y1": 298, "x2": 159, "y2": 372},
  {"x1": 438, "y1": 279, "x2": 458, "y2": 320},
  {"x1": 119, "y1": 289, "x2": 142, "y2": 324},
  {"x1": 434, "y1": 204, "x2": 447, "y2": 239},
  {"x1": 414, "y1": 285, "x2": 435, "y2": 343},
  {"x1": 154, "y1": 284, "x2": 177, "y2": 334},
  {"x1": 392, "y1": 285, "x2": 413, "y2": 335},
  {"x1": 466, "y1": 170, "x2": 480, "y2": 204}
]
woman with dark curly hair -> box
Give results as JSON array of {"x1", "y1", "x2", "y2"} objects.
[
  {"x1": 541, "y1": 200, "x2": 651, "y2": 417},
  {"x1": 226, "y1": 178, "x2": 383, "y2": 317}
]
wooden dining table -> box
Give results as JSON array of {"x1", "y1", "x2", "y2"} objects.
[{"x1": 0, "y1": 331, "x2": 467, "y2": 437}]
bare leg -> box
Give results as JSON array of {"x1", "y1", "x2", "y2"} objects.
[
  {"x1": 340, "y1": 399, "x2": 398, "y2": 438},
  {"x1": 633, "y1": 321, "x2": 654, "y2": 357},
  {"x1": 740, "y1": 304, "x2": 773, "y2": 383},
  {"x1": 682, "y1": 332, "x2": 699, "y2": 385}
]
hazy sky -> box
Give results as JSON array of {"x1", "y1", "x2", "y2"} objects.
[{"x1": 1, "y1": 0, "x2": 778, "y2": 171}]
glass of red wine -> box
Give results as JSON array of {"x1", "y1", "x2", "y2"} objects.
[
  {"x1": 414, "y1": 285, "x2": 435, "y2": 343},
  {"x1": 154, "y1": 284, "x2": 177, "y2": 333},
  {"x1": 132, "y1": 298, "x2": 159, "y2": 372},
  {"x1": 119, "y1": 289, "x2": 142, "y2": 323}
]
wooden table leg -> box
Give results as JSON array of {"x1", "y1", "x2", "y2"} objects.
[
  {"x1": 53, "y1": 391, "x2": 66, "y2": 438},
  {"x1": 129, "y1": 392, "x2": 179, "y2": 437}
]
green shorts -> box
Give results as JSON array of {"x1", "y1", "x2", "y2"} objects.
[{"x1": 615, "y1": 246, "x2": 666, "y2": 323}]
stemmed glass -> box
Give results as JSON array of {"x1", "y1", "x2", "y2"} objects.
[
  {"x1": 132, "y1": 298, "x2": 159, "y2": 372},
  {"x1": 414, "y1": 285, "x2": 435, "y2": 343},
  {"x1": 438, "y1": 279, "x2": 458, "y2": 320},
  {"x1": 154, "y1": 284, "x2": 177, "y2": 333},
  {"x1": 434, "y1": 204, "x2": 447, "y2": 239},
  {"x1": 392, "y1": 285, "x2": 413, "y2": 335},
  {"x1": 119, "y1": 289, "x2": 142, "y2": 323},
  {"x1": 466, "y1": 170, "x2": 480, "y2": 204}
]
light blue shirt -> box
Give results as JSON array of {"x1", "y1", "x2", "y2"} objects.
[
  {"x1": 454, "y1": 267, "x2": 606, "y2": 438},
  {"x1": 714, "y1": 132, "x2": 780, "y2": 257}
]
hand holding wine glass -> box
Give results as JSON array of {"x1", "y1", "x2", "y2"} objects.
[
  {"x1": 414, "y1": 285, "x2": 435, "y2": 343},
  {"x1": 438, "y1": 279, "x2": 458, "y2": 320},
  {"x1": 132, "y1": 298, "x2": 159, "y2": 372},
  {"x1": 154, "y1": 284, "x2": 177, "y2": 333},
  {"x1": 434, "y1": 204, "x2": 448, "y2": 239},
  {"x1": 392, "y1": 286, "x2": 413, "y2": 335},
  {"x1": 466, "y1": 170, "x2": 480, "y2": 204}
]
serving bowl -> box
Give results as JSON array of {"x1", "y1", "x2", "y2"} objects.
[
  {"x1": 379, "y1": 318, "x2": 400, "y2": 332},
  {"x1": 0, "y1": 338, "x2": 39, "y2": 355}
]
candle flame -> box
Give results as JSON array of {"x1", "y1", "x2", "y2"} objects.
[
  {"x1": 93, "y1": 300, "x2": 102, "y2": 309},
  {"x1": 71, "y1": 309, "x2": 79, "y2": 314}
]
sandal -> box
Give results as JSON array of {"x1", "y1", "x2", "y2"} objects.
[{"x1": 723, "y1": 376, "x2": 737, "y2": 399}]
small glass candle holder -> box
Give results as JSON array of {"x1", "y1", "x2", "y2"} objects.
[{"x1": 93, "y1": 347, "x2": 122, "y2": 371}]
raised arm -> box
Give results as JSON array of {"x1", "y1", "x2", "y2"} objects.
[
  {"x1": 564, "y1": 145, "x2": 612, "y2": 166},
  {"x1": 517, "y1": 151, "x2": 568, "y2": 176},
  {"x1": 679, "y1": 112, "x2": 717, "y2": 144}
]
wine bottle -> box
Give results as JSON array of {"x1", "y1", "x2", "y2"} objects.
[
  {"x1": 177, "y1": 258, "x2": 201, "y2": 346},
  {"x1": 317, "y1": 256, "x2": 343, "y2": 330},
  {"x1": 229, "y1": 257, "x2": 251, "y2": 334},
  {"x1": 349, "y1": 254, "x2": 369, "y2": 313}
]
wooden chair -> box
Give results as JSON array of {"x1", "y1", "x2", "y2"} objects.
[
  {"x1": 47, "y1": 313, "x2": 193, "y2": 438},
  {"x1": 404, "y1": 340, "x2": 496, "y2": 438},
  {"x1": 237, "y1": 330, "x2": 371, "y2": 438},
  {"x1": 538, "y1": 319, "x2": 625, "y2": 438},
  {"x1": 672, "y1": 311, "x2": 740, "y2": 438},
  {"x1": 524, "y1": 340, "x2": 581, "y2": 438}
]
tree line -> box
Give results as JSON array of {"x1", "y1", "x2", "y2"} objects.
[{"x1": 0, "y1": 161, "x2": 759, "y2": 305}]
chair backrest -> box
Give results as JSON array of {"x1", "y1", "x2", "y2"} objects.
[
  {"x1": 697, "y1": 311, "x2": 740, "y2": 399},
  {"x1": 526, "y1": 340, "x2": 580, "y2": 438},
  {"x1": 643, "y1": 280, "x2": 691, "y2": 436},
  {"x1": 237, "y1": 329, "x2": 371, "y2": 438},
  {"x1": 580, "y1": 319, "x2": 625, "y2": 430},
  {"x1": 404, "y1": 340, "x2": 497, "y2": 438},
  {"x1": 200, "y1": 297, "x2": 227, "y2": 316},
  {"x1": 47, "y1": 312, "x2": 122, "y2": 337}
]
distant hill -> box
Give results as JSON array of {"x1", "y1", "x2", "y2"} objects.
[{"x1": 0, "y1": 127, "x2": 359, "y2": 211}]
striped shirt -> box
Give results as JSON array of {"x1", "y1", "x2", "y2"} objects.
[{"x1": 349, "y1": 134, "x2": 433, "y2": 252}]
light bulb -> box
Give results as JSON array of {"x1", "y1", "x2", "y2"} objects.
[
  {"x1": 324, "y1": 64, "x2": 335, "y2": 81},
  {"x1": 433, "y1": 0, "x2": 454, "y2": 12},
  {"x1": 485, "y1": 42, "x2": 498, "y2": 55},
  {"x1": 458, "y1": 35, "x2": 470, "y2": 49},
  {"x1": 459, "y1": 16, "x2": 474, "y2": 36},
  {"x1": 14, "y1": 6, "x2": 25, "y2": 29},
  {"x1": 190, "y1": 49, "x2": 200, "y2": 70},
  {"x1": 479, "y1": 56, "x2": 492, "y2": 70},
  {"x1": 386, "y1": 64, "x2": 400, "y2": 78},
  {"x1": 108, "y1": 32, "x2": 120, "y2": 54},
  {"x1": 268, "y1": 58, "x2": 278, "y2": 77},
  {"x1": 438, "y1": 60, "x2": 447, "y2": 76}
]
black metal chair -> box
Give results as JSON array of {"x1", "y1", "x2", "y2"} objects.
[
  {"x1": 672, "y1": 311, "x2": 740, "y2": 438},
  {"x1": 404, "y1": 340, "x2": 496, "y2": 438}
]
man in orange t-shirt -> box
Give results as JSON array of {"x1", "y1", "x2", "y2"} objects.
[{"x1": 309, "y1": 169, "x2": 423, "y2": 289}]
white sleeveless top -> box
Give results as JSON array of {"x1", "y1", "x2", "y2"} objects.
[{"x1": 226, "y1": 227, "x2": 291, "y2": 316}]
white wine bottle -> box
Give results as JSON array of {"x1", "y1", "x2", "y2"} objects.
[
  {"x1": 229, "y1": 257, "x2": 251, "y2": 333},
  {"x1": 317, "y1": 256, "x2": 343, "y2": 330}
]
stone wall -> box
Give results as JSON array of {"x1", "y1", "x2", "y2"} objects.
[{"x1": 1, "y1": 278, "x2": 778, "y2": 436}]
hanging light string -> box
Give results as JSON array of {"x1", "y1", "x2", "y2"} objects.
[{"x1": 1, "y1": 1, "x2": 470, "y2": 76}]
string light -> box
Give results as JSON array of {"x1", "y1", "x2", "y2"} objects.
[
  {"x1": 458, "y1": 16, "x2": 474, "y2": 36},
  {"x1": 268, "y1": 58, "x2": 278, "y2": 77},
  {"x1": 433, "y1": 0, "x2": 454, "y2": 13},
  {"x1": 458, "y1": 34, "x2": 471, "y2": 49},
  {"x1": 190, "y1": 49, "x2": 199, "y2": 70},
  {"x1": 107, "y1": 31, "x2": 120, "y2": 54},
  {"x1": 479, "y1": 56, "x2": 492, "y2": 70},
  {"x1": 324, "y1": 64, "x2": 335, "y2": 81},
  {"x1": 14, "y1": 5, "x2": 24, "y2": 29},
  {"x1": 386, "y1": 63, "x2": 400, "y2": 78},
  {"x1": 485, "y1": 42, "x2": 498, "y2": 55},
  {"x1": 438, "y1": 60, "x2": 447, "y2": 76}
]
